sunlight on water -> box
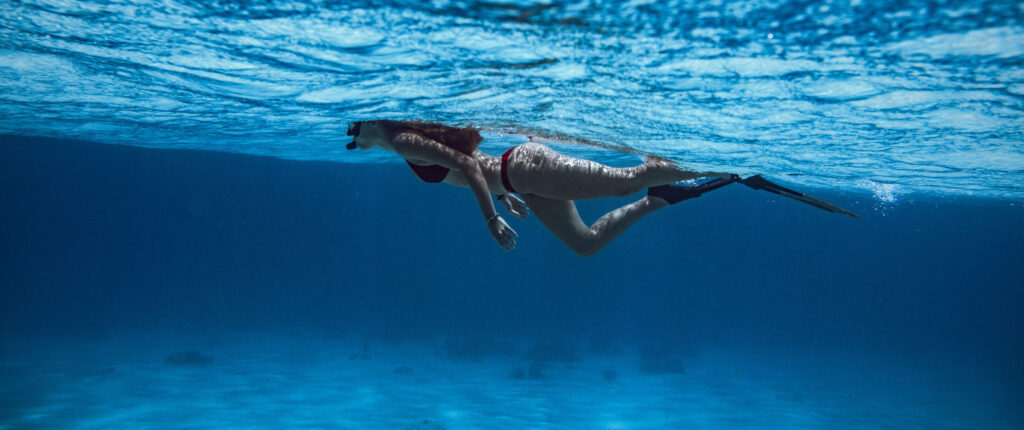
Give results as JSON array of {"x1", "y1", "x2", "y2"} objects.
[{"x1": 0, "y1": 0, "x2": 1022, "y2": 199}]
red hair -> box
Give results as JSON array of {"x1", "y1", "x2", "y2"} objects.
[{"x1": 373, "y1": 120, "x2": 482, "y2": 155}]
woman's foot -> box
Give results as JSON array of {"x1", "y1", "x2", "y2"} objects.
[
  {"x1": 647, "y1": 184, "x2": 702, "y2": 205},
  {"x1": 647, "y1": 177, "x2": 738, "y2": 205}
]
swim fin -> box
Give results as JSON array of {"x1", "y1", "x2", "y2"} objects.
[
  {"x1": 649, "y1": 174, "x2": 859, "y2": 218},
  {"x1": 737, "y1": 175, "x2": 859, "y2": 218},
  {"x1": 647, "y1": 177, "x2": 737, "y2": 204}
]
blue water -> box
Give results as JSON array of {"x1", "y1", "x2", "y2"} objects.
[
  {"x1": 2, "y1": 0, "x2": 1024, "y2": 428},
  {"x1": 2, "y1": 0, "x2": 1023, "y2": 198}
]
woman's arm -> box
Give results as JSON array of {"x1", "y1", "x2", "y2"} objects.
[
  {"x1": 444, "y1": 172, "x2": 529, "y2": 219},
  {"x1": 391, "y1": 132, "x2": 517, "y2": 250}
]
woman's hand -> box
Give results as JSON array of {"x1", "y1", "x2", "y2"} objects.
[
  {"x1": 499, "y1": 194, "x2": 530, "y2": 219},
  {"x1": 487, "y1": 215, "x2": 518, "y2": 251}
]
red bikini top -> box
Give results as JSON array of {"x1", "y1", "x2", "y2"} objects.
[{"x1": 406, "y1": 161, "x2": 450, "y2": 183}]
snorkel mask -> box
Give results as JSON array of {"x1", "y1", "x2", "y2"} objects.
[{"x1": 345, "y1": 121, "x2": 362, "y2": 150}]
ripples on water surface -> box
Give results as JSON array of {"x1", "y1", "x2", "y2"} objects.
[{"x1": 1, "y1": 0, "x2": 1022, "y2": 198}]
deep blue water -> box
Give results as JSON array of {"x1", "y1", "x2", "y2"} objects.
[
  {"x1": 2, "y1": 135, "x2": 1023, "y2": 427},
  {"x1": 2, "y1": 135, "x2": 1022, "y2": 350},
  {"x1": 2, "y1": 0, "x2": 1024, "y2": 428}
]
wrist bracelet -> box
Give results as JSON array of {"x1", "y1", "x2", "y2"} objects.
[{"x1": 486, "y1": 213, "x2": 500, "y2": 224}]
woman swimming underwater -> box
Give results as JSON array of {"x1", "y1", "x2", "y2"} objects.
[{"x1": 346, "y1": 120, "x2": 855, "y2": 257}]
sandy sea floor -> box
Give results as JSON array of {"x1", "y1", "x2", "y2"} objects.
[{"x1": 1, "y1": 331, "x2": 1019, "y2": 429}]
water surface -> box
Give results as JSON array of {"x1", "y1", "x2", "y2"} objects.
[{"x1": 2, "y1": 0, "x2": 1022, "y2": 198}]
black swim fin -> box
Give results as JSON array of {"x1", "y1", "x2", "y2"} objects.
[
  {"x1": 647, "y1": 177, "x2": 738, "y2": 204},
  {"x1": 649, "y1": 174, "x2": 859, "y2": 218},
  {"x1": 737, "y1": 175, "x2": 859, "y2": 218}
]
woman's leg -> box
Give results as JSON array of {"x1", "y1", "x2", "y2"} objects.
[
  {"x1": 508, "y1": 143, "x2": 724, "y2": 201},
  {"x1": 521, "y1": 193, "x2": 669, "y2": 257}
]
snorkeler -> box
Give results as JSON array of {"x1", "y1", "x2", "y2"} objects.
[{"x1": 346, "y1": 120, "x2": 855, "y2": 257}]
